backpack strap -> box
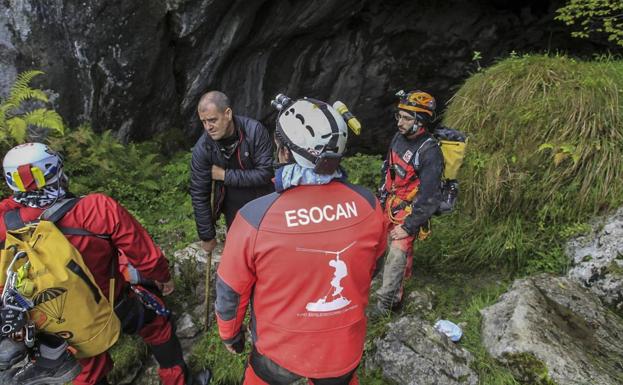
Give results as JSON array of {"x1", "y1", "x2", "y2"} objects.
[
  {"x1": 41, "y1": 198, "x2": 111, "y2": 239},
  {"x1": 40, "y1": 198, "x2": 81, "y2": 223},
  {"x1": 413, "y1": 137, "x2": 437, "y2": 170},
  {"x1": 4, "y1": 209, "x2": 26, "y2": 231}
]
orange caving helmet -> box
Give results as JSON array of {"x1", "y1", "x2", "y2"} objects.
[{"x1": 397, "y1": 90, "x2": 436, "y2": 119}]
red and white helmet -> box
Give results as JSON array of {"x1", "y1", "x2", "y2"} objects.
[
  {"x1": 3, "y1": 143, "x2": 64, "y2": 192},
  {"x1": 274, "y1": 96, "x2": 348, "y2": 170}
]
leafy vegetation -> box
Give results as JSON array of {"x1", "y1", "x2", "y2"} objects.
[
  {"x1": 108, "y1": 335, "x2": 150, "y2": 384},
  {"x1": 4, "y1": 54, "x2": 622, "y2": 384},
  {"x1": 556, "y1": 0, "x2": 623, "y2": 47},
  {"x1": 426, "y1": 54, "x2": 623, "y2": 272},
  {"x1": 46, "y1": 126, "x2": 197, "y2": 253},
  {"x1": 342, "y1": 153, "x2": 383, "y2": 191},
  {"x1": 0, "y1": 70, "x2": 63, "y2": 150}
]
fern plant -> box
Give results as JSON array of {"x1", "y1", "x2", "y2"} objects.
[{"x1": 0, "y1": 70, "x2": 64, "y2": 146}]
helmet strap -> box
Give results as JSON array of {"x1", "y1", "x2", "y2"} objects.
[{"x1": 403, "y1": 122, "x2": 426, "y2": 137}]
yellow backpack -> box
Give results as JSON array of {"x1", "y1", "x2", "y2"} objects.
[
  {"x1": 0, "y1": 198, "x2": 120, "y2": 358},
  {"x1": 432, "y1": 127, "x2": 468, "y2": 214},
  {"x1": 433, "y1": 126, "x2": 468, "y2": 181}
]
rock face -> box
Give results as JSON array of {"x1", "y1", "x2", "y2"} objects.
[
  {"x1": 0, "y1": 0, "x2": 612, "y2": 152},
  {"x1": 368, "y1": 315, "x2": 478, "y2": 385},
  {"x1": 567, "y1": 207, "x2": 623, "y2": 311},
  {"x1": 481, "y1": 274, "x2": 623, "y2": 385}
]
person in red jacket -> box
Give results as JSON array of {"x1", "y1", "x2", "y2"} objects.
[
  {"x1": 215, "y1": 95, "x2": 388, "y2": 384},
  {"x1": 0, "y1": 143, "x2": 209, "y2": 385}
]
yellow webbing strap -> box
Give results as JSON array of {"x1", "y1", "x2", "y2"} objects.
[
  {"x1": 418, "y1": 223, "x2": 431, "y2": 241},
  {"x1": 109, "y1": 278, "x2": 115, "y2": 307}
]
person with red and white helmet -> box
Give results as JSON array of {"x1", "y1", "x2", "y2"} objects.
[
  {"x1": 0, "y1": 143, "x2": 210, "y2": 385},
  {"x1": 215, "y1": 95, "x2": 388, "y2": 384},
  {"x1": 373, "y1": 90, "x2": 444, "y2": 316}
]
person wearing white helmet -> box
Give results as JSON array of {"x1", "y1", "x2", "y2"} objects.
[
  {"x1": 2, "y1": 142, "x2": 68, "y2": 206},
  {"x1": 0, "y1": 143, "x2": 210, "y2": 385},
  {"x1": 215, "y1": 95, "x2": 387, "y2": 385}
]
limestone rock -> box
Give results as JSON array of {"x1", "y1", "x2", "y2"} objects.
[
  {"x1": 481, "y1": 274, "x2": 623, "y2": 385},
  {"x1": 176, "y1": 312, "x2": 200, "y2": 339},
  {"x1": 368, "y1": 315, "x2": 478, "y2": 385},
  {"x1": 567, "y1": 207, "x2": 623, "y2": 310}
]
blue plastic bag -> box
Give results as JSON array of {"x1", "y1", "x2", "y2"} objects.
[{"x1": 434, "y1": 319, "x2": 462, "y2": 342}]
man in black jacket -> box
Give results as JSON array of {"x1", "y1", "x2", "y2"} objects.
[
  {"x1": 374, "y1": 90, "x2": 444, "y2": 316},
  {"x1": 190, "y1": 91, "x2": 274, "y2": 254}
]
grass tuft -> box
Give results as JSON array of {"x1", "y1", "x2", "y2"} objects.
[{"x1": 418, "y1": 54, "x2": 623, "y2": 272}]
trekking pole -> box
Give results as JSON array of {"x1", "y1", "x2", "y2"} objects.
[
  {"x1": 204, "y1": 180, "x2": 216, "y2": 330},
  {"x1": 204, "y1": 249, "x2": 213, "y2": 330}
]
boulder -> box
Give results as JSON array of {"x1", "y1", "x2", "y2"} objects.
[
  {"x1": 567, "y1": 207, "x2": 623, "y2": 311},
  {"x1": 368, "y1": 315, "x2": 478, "y2": 385},
  {"x1": 481, "y1": 274, "x2": 623, "y2": 385}
]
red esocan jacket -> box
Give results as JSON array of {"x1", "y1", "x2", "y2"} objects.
[
  {"x1": 0, "y1": 193, "x2": 171, "y2": 299},
  {"x1": 216, "y1": 180, "x2": 388, "y2": 378}
]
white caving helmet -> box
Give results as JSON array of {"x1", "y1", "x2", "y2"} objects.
[
  {"x1": 272, "y1": 94, "x2": 348, "y2": 173},
  {"x1": 3, "y1": 143, "x2": 64, "y2": 192}
]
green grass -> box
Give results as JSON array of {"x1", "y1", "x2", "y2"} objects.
[
  {"x1": 11, "y1": 54, "x2": 623, "y2": 384},
  {"x1": 108, "y1": 335, "x2": 149, "y2": 383},
  {"x1": 188, "y1": 323, "x2": 249, "y2": 385},
  {"x1": 422, "y1": 54, "x2": 623, "y2": 272},
  {"x1": 447, "y1": 53, "x2": 623, "y2": 223}
]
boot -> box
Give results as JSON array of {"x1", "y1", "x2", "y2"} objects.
[
  {"x1": 367, "y1": 301, "x2": 392, "y2": 320},
  {"x1": 12, "y1": 334, "x2": 81, "y2": 385},
  {"x1": 0, "y1": 367, "x2": 19, "y2": 385},
  {"x1": 0, "y1": 337, "x2": 27, "y2": 370},
  {"x1": 188, "y1": 368, "x2": 212, "y2": 385}
]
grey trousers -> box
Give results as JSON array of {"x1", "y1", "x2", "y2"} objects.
[{"x1": 375, "y1": 241, "x2": 411, "y2": 308}]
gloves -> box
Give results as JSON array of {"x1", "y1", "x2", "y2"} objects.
[{"x1": 225, "y1": 329, "x2": 245, "y2": 354}]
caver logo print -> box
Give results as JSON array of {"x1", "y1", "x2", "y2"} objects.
[
  {"x1": 33, "y1": 287, "x2": 67, "y2": 324},
  {"x1": 298, "y1": 241, "x2": 356, "y2": 312}
]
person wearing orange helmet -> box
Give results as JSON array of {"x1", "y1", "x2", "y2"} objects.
[{"x1": 373, "y1": 90, "x2": 444, "y2": 316}]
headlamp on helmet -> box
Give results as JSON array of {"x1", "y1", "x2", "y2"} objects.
[
  {"x1": 396, "y1": 89, "x2": 436, "y2": 125},
  {"x1": 3, "y1": 143, "x2": 64, "y2": 192},
  {"x1": 271, "y1": 94, "x2": 350, "y2": 174}
]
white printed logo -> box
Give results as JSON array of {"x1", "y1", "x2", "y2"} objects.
[
  {"x1": 297, "y1": 241, "x2": 356, "y2": 312},
  {"x1": 284, "y1": 201, "x2": 358, "y2": 227},
  {"x1": 402, "y1": 150, "x2": 413, "y2": 163}
]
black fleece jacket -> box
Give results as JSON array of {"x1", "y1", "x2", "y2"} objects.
[
  {"x1": 380, "y1": 131, "x2": 444, "y2": 235},
  {"x1": 190, "y1": 115, "x2": 274, "y2": 241}
]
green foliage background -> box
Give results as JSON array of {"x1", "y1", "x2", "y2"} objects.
[
  {"x1": 3, "y1": 53, "x2": 623, "y2": 384},
  {"x1": 556, "y1": 0, "x2": 623, "y2": 47},
  {"x1": 0, "y1": 70, "x2": 63, "y2": 150},
  {"x1": 416, "y1": 54, "x2": 623, "y2": 274}
]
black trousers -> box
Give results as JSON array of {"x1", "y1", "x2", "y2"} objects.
[{"x1": 248, "y1": 347, "x2": 356, "y2": 385}]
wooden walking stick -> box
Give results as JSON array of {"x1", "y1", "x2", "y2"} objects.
[
  {"x1": 204, "y1": 180, "x2": 216, "y2": 330},
  {"x1": 204, "y1": 249, "x2": 213, "y2": 329}
]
